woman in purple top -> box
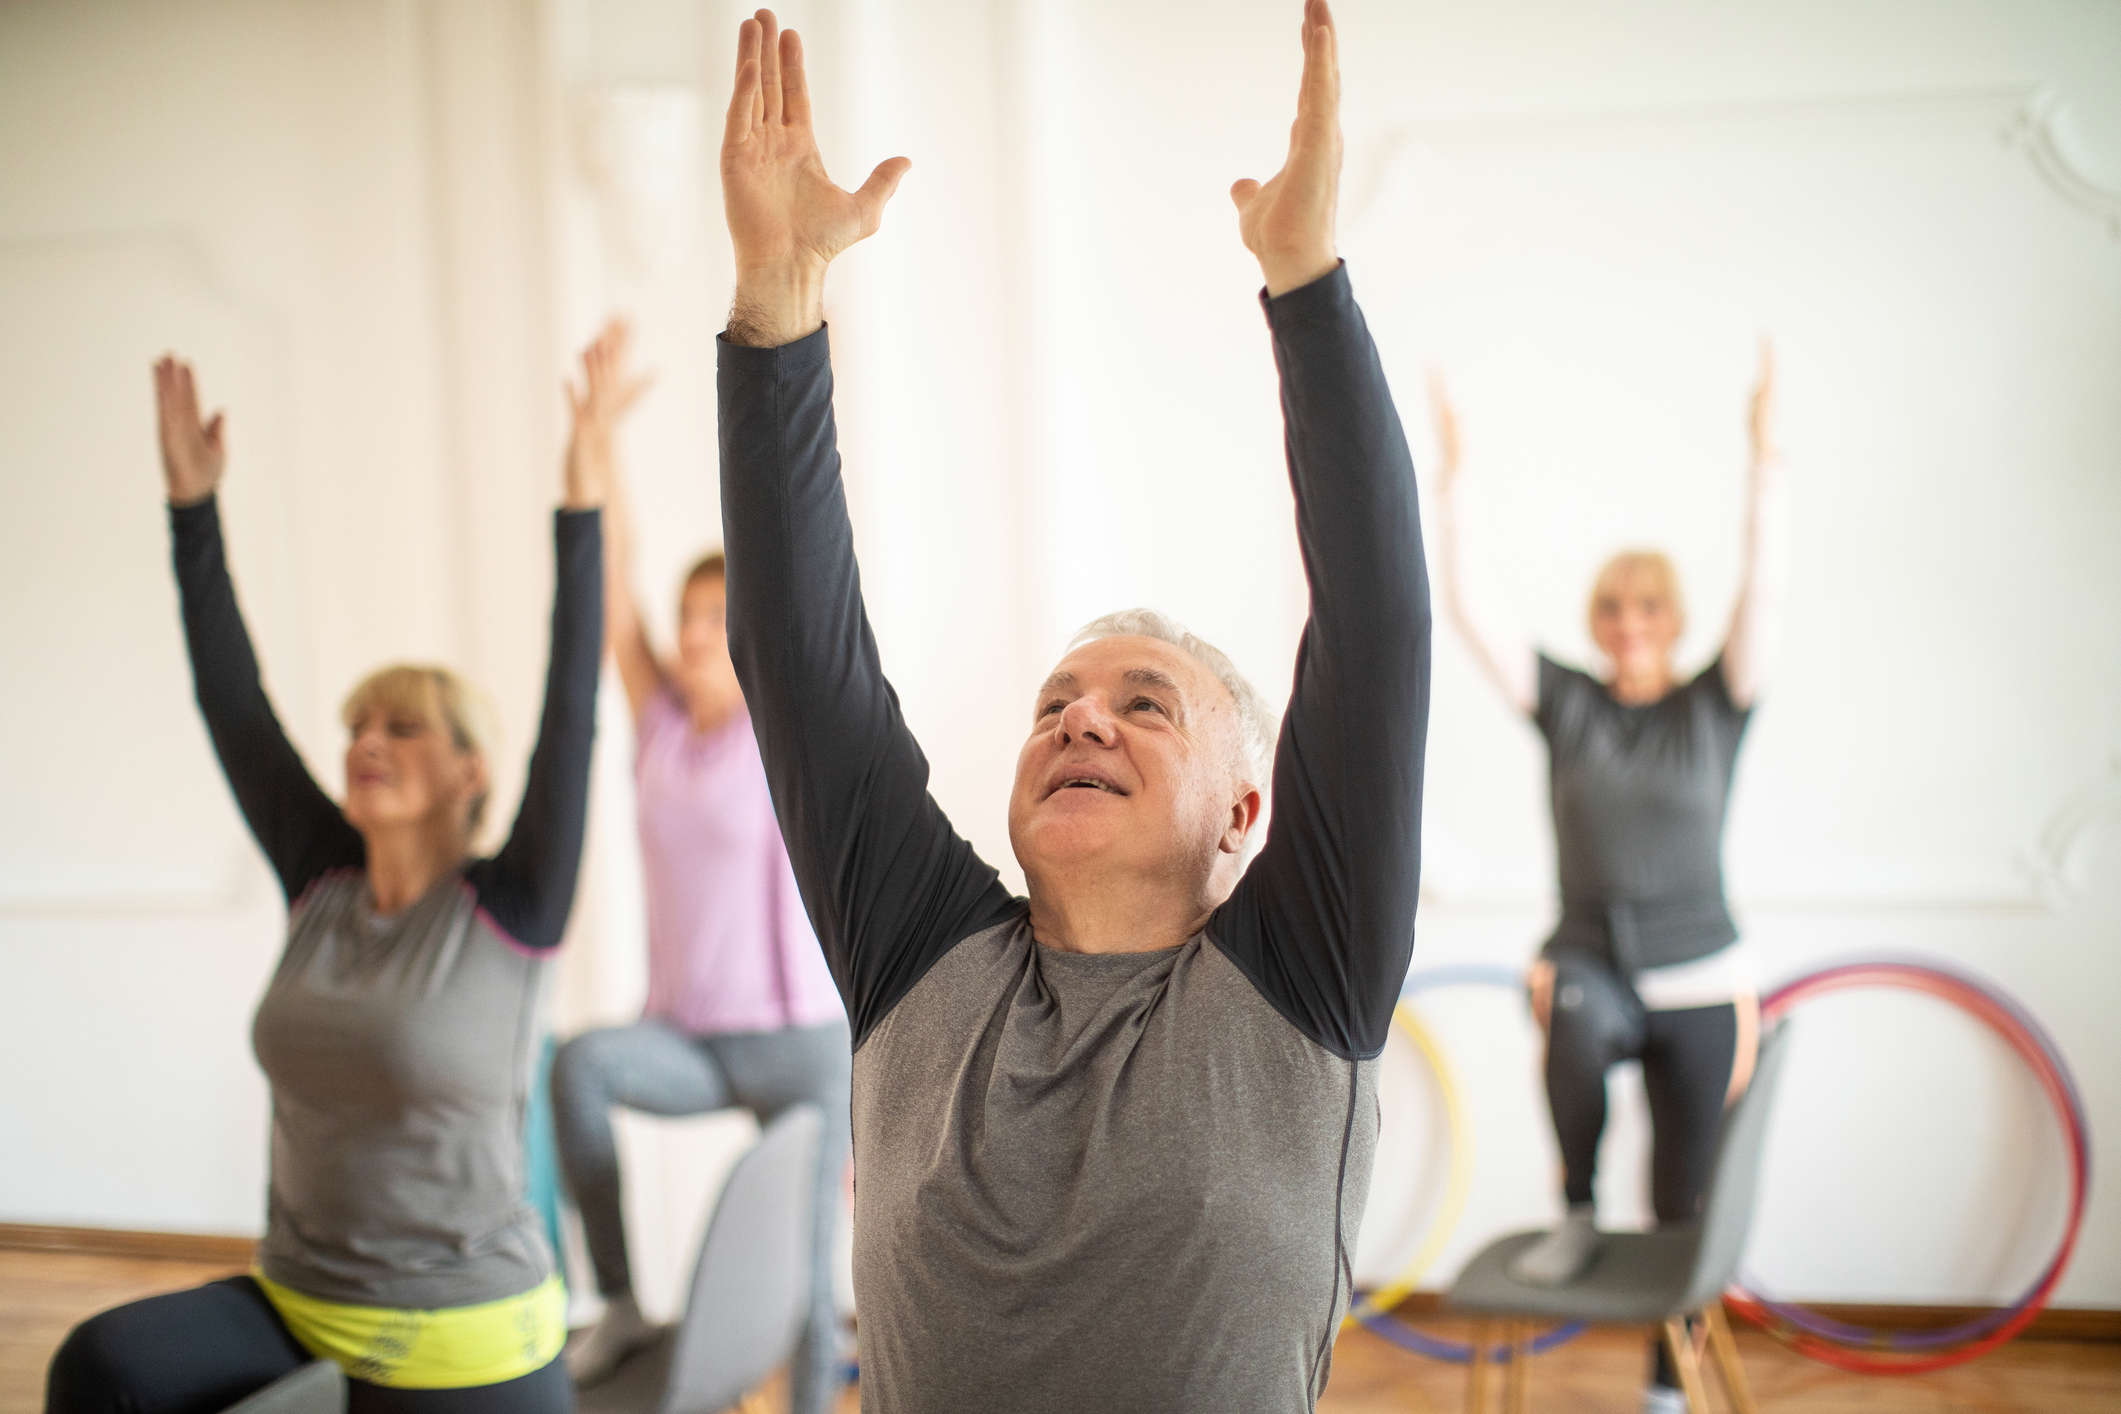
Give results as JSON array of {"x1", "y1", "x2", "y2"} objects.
[{"x1": 550, "y1": 322, "x2": 849, "y2": 1407}]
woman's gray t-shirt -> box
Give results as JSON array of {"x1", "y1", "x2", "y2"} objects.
[
  {"x1": 172, "y1": 499, "x2": 601, "y2": 1309},
  {"x1": 1535, "y1": 652, "x2": 1752, "y2": 973}
]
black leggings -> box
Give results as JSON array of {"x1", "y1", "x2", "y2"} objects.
[
  {"x1": 1542, "y1": 956, "x2": 1737, "y2": 1218},
  {"x1": 45, "y1": 1277, "x2": 573, "y2": 1414},
  {"x1": 1541, "y1": 956, "x2": 1738, "y2": 1387}
]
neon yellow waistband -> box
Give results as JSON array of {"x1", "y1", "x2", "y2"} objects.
[{"x1": 252, "y1": 1270, "x2": 565, "y2": 1389}]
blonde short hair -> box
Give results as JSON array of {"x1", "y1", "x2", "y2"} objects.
[
  {"x1": 1587, "y1": 550, "x2": 1686, "y2": 641},
  {"x1": 339, "y1": 664, "x2": 499, "y2": 830}
]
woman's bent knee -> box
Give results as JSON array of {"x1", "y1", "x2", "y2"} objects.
[{"x1": 46, "y1": 1309, "x2": 141, "y2": 1414}]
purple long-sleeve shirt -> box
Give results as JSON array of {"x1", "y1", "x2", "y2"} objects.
[{"x1": 634, "y1": 688, "x2": 843, "y2": 1034}]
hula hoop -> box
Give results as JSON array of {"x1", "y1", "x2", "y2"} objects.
[
  {"x1": 1725, "y1": 958, "x2": 2090, "y2": 1375},
  {"x1": 1355, "y1": 964, "x2": 1585, "y2": 1363}
]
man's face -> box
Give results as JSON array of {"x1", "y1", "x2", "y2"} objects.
[{"x1": 1008, "y1": 635, "x2": 1257, "y2": 899}]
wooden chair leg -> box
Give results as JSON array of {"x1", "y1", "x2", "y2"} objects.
[
  {"x1": 1466, "y1": 1319, "x2": 1493, "y2": 1412},
  {"x1": 1662, "y1": 1318, "x2": 1714, "y2": 1414},
  {"x1": 1704, "y1": 1304, "x2": 1760, "y2": 1414},
  {"x1": 1503, "y1": 1320, "x2": 1530, "y2": 1414},
  {"x1": 737, "y1": 1393, "x2": 771, "y2": 1414}
]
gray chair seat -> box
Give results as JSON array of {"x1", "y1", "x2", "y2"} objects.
[
  {"x1": 579, "y1": 1334, "x2": 679, "y2": 1414},
  {"x1": 1447, "y1": 1227, "x2": 1700, "y2": 1325},
  {"x1": 1443, "y1": 1023, "x2": 1794, "y2": 1412},
  {"x1": 218, "y1": 1360, "x2": 346, "y2": 1414}
]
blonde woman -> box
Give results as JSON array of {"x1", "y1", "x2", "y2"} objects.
[
  {"x1": 47, "y1": 347, "x2": 611, "y2": 1413},
  {"x1": 1430, "y1": 347, "x2": 1786, "y2": 1413}
]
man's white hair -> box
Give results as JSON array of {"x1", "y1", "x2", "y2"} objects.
[{"x1": 1067, "y1": 609, "x2": 1278, "y2": 789}]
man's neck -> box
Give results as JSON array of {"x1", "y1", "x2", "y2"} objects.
[{"x1": 1025, "y1": 869, "x2": 1219, "y2": 956}]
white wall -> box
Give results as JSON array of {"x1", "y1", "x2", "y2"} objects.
[
  {"x1": 4, "y1": 0, "x2": 2117, "y2": 1314},
  {"x1": 812, "y1": 0, "x2": 2121, "y2": 1310},
  {"x1": 0, "y1": 0, "x2": 557, "y2": 1232}
]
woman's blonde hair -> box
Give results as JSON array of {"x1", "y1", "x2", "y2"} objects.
[
  {"x1": 1587, "y1": 550, "x2": 1686, "y2": 642},
  {"x1": 339, "y1": 665, "x2": 499, "y2": 831}
]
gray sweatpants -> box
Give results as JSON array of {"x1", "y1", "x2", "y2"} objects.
[{"x1": 551, "y1": 1017, "x2": 851, "y2": 1414}]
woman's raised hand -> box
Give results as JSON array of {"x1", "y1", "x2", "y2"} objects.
[
  {"x1": 721, "y1": 9, "x2": 910, "y2": 346},
  {"x1": 153, "y1": 356, "x2": 226, "y2": 507},
  {"x1": 1748, "y1": 336, "x2": 1779, "y2": 466},
  {"x1": 564, "y1": 319, "x2": 652, "y2": 511},
  {"x1": 1426, "y1": 370, "x2": 1464, "y2": 493},
  {"x1": 1229, "y1": 0, "x2": 1343, "y2": 297}
]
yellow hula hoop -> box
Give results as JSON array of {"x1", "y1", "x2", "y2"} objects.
[{"x1": 1344, "y1": 999, "x2": 1473, "y2": 1327}]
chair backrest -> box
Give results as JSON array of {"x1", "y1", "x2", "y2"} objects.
[
  {"x1": 1678, "y1": 1021, "x2": 1795, "y2": 1311},
  {"x1": 658, "y1": 1104, "x2": 827, "y2": 1414},
  {"x1": 219, "y1": 1360, "x2": 346, "y2": 1414}
]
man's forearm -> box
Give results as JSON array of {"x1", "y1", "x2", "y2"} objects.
[
  {"x1": 1267, "y1": 265, "x2": 1426, "y2": 625},
  {"x1": 727, "y1": 260, "x2": 828, "y2": 348},
  {"x1": 1259, "y1": 248, "x2": 1339, "y2": 300}
]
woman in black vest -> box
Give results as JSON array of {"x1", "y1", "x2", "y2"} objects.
[{"x1": 1431, "y1": 345, "x2": 1786, "y2": 1413}]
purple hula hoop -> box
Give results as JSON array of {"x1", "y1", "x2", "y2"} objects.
[{"x1": 1739, "y1": 957, "x2": 2090, "y2": 1353}]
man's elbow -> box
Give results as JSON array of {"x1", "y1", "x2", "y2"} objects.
[{"x1": 1371, "y1": 586, "x2": 1431, "y2": 652}]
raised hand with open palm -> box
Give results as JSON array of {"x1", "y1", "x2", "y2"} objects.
[
  {"x1": 1229, "y1": 0, "x2": 1344, "y2": 296},
  {"x1": 720, "y1": 9, "x2": 910, "y2": 347},
  {"x1": 152, "y1": 356, "x2": 226, "y2": 507}
]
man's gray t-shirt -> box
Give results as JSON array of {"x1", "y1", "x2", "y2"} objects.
[
  {"x1": 717, "y1": 265, "x2": 1430, "y2": 1412},
  {"x1": 853, "y1": 923, "x2": 1379, "y2": 1410}
]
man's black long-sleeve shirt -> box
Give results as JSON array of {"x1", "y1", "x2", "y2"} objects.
[{"x1": 718, "y1": 263, "x2": 1430, "y2": 1412}]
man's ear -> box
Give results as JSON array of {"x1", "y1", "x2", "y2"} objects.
[{"x1": 1219, "y1": 784, "x2": 1264, "y2": 855}]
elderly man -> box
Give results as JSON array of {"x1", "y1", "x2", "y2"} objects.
[{"x1": 714, "y1": 3, "x2": 1429, "y2": 1409}]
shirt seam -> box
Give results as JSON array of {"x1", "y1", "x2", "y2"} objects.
[
  {"x1": 1204, "y1": 931, "x2": 1390, "y2": 1062},
  {"x1": 1312, "y1": 1055, "x2": 1362, "y2": 1394},
  {"x1": 847, "y1": 905, "x2": 1027, "y2": 1058}
]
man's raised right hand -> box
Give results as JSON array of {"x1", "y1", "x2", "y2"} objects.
[{"x1": 721, "y1": 8, "x2": 910, "y2": 347}]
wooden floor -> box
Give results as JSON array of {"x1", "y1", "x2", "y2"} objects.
[
  {"x1": 1319, "y1": 1320, "x2": 2121, "y2": 1413},
  {"x1": 4, "y1": 1250, "x2": 2117, "y2": 1412}
]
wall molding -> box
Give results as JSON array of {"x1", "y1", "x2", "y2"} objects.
[
  {"x1": 1347, "y1": 83, "x2": 2121, "y2": 241},
  {"x1": 1349, "y1": 85, "x2": 2009, "y2": 229},
  {"x1": 1413, "y1": 889, "x2": 2057, "y2": 920},
  {"x1": 0, "y1": 1222, "x2": 256, "y2": 1266},
  {"x1": 2002, "y1": 89, "x2": 2121, "y2": 241},
  {"x1": 2020, "y1": 753, "x2": 2121, "y2": 909}
]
